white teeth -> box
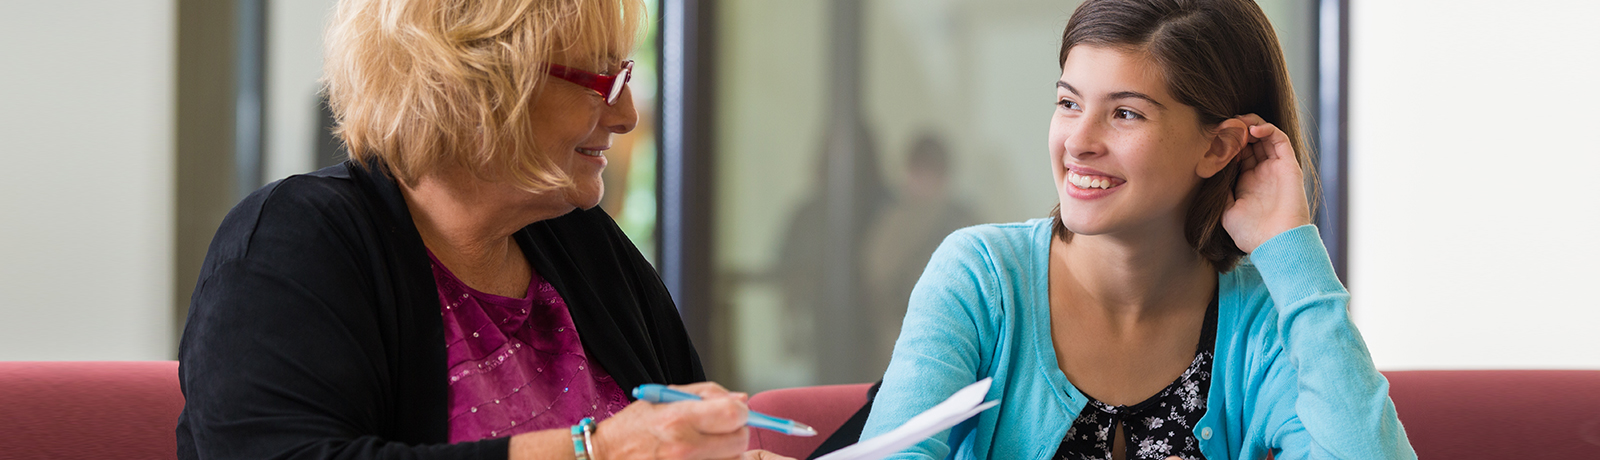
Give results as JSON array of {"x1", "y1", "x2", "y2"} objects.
[
  {"x1": 576, "y1": 148, "x2": 603, "y2": 157},
  {"x1": 1067, "y1": 171, "x2": 1116, "y2": 190}
]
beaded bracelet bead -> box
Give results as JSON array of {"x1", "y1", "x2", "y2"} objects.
[
  {"x1": 582, "y1": 417, "x2": 598, "y2": 460},
  {"x1": 571, "y1": 417, "x2": 597, "y2": 460}
]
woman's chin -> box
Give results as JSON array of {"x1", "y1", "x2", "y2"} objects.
[
  {"x1": 1057, "y1": 214, "x2": 1114, "y2": 237},
  {"x1": 564, "y1": 187, "x2": 604, "y2": 210},
  {"x1": 568, "y1": 197, "x2": 602, "y2": 211}
]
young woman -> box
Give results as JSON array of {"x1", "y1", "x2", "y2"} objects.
[{"x1": 860, "y1": 0, "x2": 1414, "y2": 459}]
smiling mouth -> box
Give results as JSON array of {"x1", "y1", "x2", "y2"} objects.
[
  {"x1": 1066, "y1": 170, "x2": 1121, "y2": 190},
  {"x1": 576, "y1": 147, "x2": 606, "y2": 157}
]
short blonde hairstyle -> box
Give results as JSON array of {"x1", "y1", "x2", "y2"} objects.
[{"x1": 323, "y1": 0, "x2": 645, "y2": 191}]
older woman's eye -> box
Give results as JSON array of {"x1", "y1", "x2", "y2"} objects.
[
  {"x1": 1114, "y1": 108, "x2": 1142, "y2": 120},
  {"x1": 1058, "y1": 99, "x2": 1080, "y2": 111}
]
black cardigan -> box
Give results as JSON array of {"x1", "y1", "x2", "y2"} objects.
[{"x1": 177, "y1": 162, "x2": 704, "y2": 459}]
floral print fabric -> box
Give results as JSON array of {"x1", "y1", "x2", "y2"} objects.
[{"x1": 1054, "y1": 297, "x2": 1217, "y2": 460}]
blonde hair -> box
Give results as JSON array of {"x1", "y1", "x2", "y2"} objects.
[{"x1": 323, "y1": 0, "x2": 645, "y2": 191}]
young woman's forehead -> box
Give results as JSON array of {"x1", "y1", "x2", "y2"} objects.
[{"x1": 1060, "y1": 46, "x2": 1171, "y2": 102}]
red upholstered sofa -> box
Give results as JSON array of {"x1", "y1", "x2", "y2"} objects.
[
  {"x1": 0, "y1": 361, "x2": 184, "y2": 459},
  {"x1": 3, "y1": 363, "x2": 1595, "y2": 459},
  {"x1": 748, "y1": 371, "x2": 1600, "y2": 459}
]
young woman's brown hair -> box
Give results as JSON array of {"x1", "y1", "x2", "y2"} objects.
[{"x1": 1049, "y1": 0, "x2": 1316, "y2": 272}]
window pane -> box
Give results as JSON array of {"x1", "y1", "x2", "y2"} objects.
[{"x1": 711, "y1": 0, "x2": 1319, "y2": 390}]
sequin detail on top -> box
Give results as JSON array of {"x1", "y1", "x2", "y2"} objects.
[{"x1": 429, "y1": 250, "x2": 630, "y2": 443}]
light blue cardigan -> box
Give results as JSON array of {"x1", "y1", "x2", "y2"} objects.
[{"x1": 860, "y1": 219, "x2": 1414, "y2": 459}]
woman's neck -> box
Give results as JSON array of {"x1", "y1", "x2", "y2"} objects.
[
  {"x1": 400, "y1": 167, "x2": 567, "y2": 295},
  {"x1": 1051, "y1": 222, "x2": 1216, "y2": 322}
]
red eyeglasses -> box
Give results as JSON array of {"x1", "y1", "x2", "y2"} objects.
[{"x1": 545, "y1": 60, "x2": 634, "y2": 106}]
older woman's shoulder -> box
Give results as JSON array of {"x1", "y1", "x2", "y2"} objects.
[
  {"x1": 205, "y1": 163, "x2": 378, "y2": 264},
  {"x1": 252, "y1": 164, "x2": 365, "y2": 213}
]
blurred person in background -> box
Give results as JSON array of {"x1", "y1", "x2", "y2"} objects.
[
  {"x1": 176, "y1": 0, "x2": 789, "y2": 459},
  {"x1": 862, "y1": 0, "x2": 1414, "y2": 458},
  {"x1": 861, "y1": 132, "x2": 976, "y2": 376},
  {"x1": 774, "y1": 125, "x2": 890, "y2": 383}
]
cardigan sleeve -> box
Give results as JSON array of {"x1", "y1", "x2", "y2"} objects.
[
  {"x1": 1247, "y1": 225, "x2": 1415, "y2": 459},
  {"x1": 860, "y1": 230, "x2": 996, "y2": 460},
  {"x1": 178, "y1": 183, "x2": 506, "y2": 460}
]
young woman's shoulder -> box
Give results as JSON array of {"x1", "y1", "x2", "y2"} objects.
[
  {"x1": 1217, "y1": 258, "x2": 1283, "y2": 350},
  {"x1": 1218, "y1": 226, "x2": 1347, "y2": 344},
  {"x1": 933, "y1": 218, "x2": 1053, "y2": 264},
  {"x1": 1221, "y1": 258, "x2": 1272, "y2": 307}
]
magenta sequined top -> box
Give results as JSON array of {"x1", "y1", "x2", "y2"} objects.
[{"x1": 429, "y1": 251, "x2": 630, "y2": 443}]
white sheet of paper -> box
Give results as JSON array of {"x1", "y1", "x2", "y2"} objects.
[{"x1": 812, "y1": 378, "x2": 999, "y2": 460}]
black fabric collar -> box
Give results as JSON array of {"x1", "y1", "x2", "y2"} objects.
[
  {"x1": 344, "y1": 160, "x2": 453, "y2": 442},
  {"x1": 512, "y1": 225, "x2": 659, "y2": 394}
]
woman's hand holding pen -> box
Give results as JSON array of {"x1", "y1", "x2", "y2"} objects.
[
  {"x1": 1222, "y1": 113, "x2": 1313, "y2": 254},
  {"x1": 590, "y1": 381, "x2": 794, "y2": 460}
]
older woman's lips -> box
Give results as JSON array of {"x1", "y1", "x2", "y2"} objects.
[{"x1": 576, "y1": 147, "x2": 606, "y2": 157}]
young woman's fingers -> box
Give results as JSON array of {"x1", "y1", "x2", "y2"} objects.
[
  {"x1": 1247, "y1": 122, "x2": 1295, "y2": 164},
  {"x1": 1236, "y1": 114, "x2": 1267, "y2": 144},
  {"x1": 1239, "y1": 147, "x2": 1259, "y2": 171}
]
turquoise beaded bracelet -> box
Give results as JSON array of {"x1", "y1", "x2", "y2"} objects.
[{"x1": 570, "y1": 417, "x2": 596, "y2": 460}]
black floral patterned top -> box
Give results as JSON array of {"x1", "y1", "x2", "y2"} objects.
[{"x1": 1054, "y1": 295, "x2": 1218, "y2": 460}]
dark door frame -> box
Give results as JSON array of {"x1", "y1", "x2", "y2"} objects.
[{"x1": 657, "y1": 0, "x2": 721, "y2": 371}]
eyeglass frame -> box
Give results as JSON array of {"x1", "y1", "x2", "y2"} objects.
[{"x1": 545, "y1": 60, "x2": 634, "y2": 106}]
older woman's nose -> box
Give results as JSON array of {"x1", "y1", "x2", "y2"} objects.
[{"x1": 604, "y1": 86, "x2": 639, "y2": 134}]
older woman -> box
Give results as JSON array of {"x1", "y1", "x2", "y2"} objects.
[{"x1": 176, "y1": 1, "x2": 786, "y2": 459}]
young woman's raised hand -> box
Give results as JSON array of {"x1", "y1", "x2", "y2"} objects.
[{"x1": 1221, "y1": 114, "x2": 1313, "y2": 254}]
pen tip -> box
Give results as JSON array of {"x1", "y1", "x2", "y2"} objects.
[{"x1": 792, "y1": 422, "x2": 817, "y2": 437}]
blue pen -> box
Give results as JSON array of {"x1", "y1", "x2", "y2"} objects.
[{"x1": 632, "y1": 384, "x2": 818, "y2": 437}]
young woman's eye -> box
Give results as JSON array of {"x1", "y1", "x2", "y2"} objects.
[
  {"x1": 1058, "y1": 99, "x2": 1080, "y2": 111},
  {"x1": 1114, "y1": 108, "x2": 1143, "y2": 120}
]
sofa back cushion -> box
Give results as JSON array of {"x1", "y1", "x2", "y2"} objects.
[
  {"x1": 0, "y1": 361, "x2": 183, "y2": 459},
  {"x1": 1386, "y1": 370, "x2": 1600, "y2": 459}
]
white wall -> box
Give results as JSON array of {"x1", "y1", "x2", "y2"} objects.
[
  {"x1": 0, "y1": 0, "x2": 176, "y2": 360},
  {"x1": 1350, "y1": 0, "x2": 1600, "y2": 369}
]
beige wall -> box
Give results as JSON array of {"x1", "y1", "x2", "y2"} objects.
[{"x1": 0, "y1": 0, "x2": 177, "y2": 360}]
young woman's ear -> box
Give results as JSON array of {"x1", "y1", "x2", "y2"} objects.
[{"x1": 1198, "y1": 117, "x2": 1250, "y2": 178}]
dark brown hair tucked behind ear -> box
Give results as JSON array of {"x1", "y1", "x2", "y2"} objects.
[{"x1": 1049, "y1": 0, "x2": 1316, "y2": 273}]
